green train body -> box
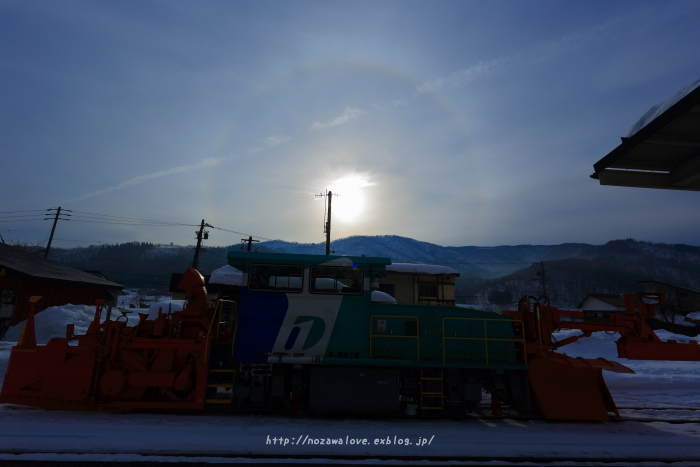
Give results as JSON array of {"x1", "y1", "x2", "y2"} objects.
[{"x1": 207, "y1": 250, "x2": 530, "y2": 415}]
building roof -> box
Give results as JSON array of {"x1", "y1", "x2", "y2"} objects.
[
  {"x1": 385, "y1": 263, "x2": 460, "y2": 276},
  {"x1": 0, "y1": 243, "x2": 123, "y2": 289},
  {"x1": 578, "y1": 293, "x2": 624, "y2": 309},
  {"x1": 591, "y1": 78, "x2": 700, "y2": 191}
]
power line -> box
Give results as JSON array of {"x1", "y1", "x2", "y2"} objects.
[
  {"x1": 2, "y1": 207, "x2": 275, "y2": 246},
  {"x1": 0, "y1": 214, "x2": 50, "y2": 219},
  {"x1": 68, "y1": 210, "x2": 197, "y2": 226},
  {"x1": 0, "y1": 210, "x2": 48, "y2": 214},
  {"x1": 207, "y1": 224, "x2": 273, "y2": 242},
  {"x1": 0, "y1": 218, "x2": 46, "y2": 223},
  {"x1": 62, "y1": 219, "x2": 195, "y2": 226}
]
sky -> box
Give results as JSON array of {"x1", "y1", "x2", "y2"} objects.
[{"x1": 1, "y1": 0, "x2": 700, "y2": 249}]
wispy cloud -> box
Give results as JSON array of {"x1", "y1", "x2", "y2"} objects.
[
  {"x1": 249, "y1": 134, "x2": 293, "y2": 154},
  {"x1": 71, "y1": 157, "x2": 227, "y2": 201},
  {"x1": 416, "y1": 59, "x2": 505, "y2": 95},
  {"x1": 311, "y1": 107, "x2": 365, "y2": 130},
  {"x1": 415, "y1": 17, "x2": 623, "y2": 96}
]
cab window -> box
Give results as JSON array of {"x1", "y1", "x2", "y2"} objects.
[
  {"x1": 309, "y1": 265, "x2": 363, "y2": 295},
  {"x1": 248, "y1": 264, "x2": 303, "y2": 292}
]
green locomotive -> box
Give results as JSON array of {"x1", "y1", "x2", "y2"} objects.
[{"x1": 208, "y1": 250, "x2": 529, "y2": 416}]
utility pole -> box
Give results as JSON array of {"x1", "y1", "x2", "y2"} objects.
[
  {"x1": 325, "y1": 190, "x2": 333, "y2": 255},
  {"x1": 536, "y1": 261, "x2": 548, "y2": 298},
  {"x1": 44, "y1": 207, "x2": 71, "y2": 259},
  {"x1": 241, "y1": 236, "x2": 259, "y2": 252},
  {"x1": 316, "y1": 190, "x2": 337, "y2": 255},
  {"x1": 192, "y1": 219, "x2": 210, "y2": 270}
]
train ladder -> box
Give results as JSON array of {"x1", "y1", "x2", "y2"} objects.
[
  {"x1": 420, "y1": 369, "x2": 444, "y2": 410},
  {"x1": 205, "y1": 369, "x2": 237, "y2": 404},
  {"x1": 218, "y1": 300, "x2": 236, "y2": 334}
]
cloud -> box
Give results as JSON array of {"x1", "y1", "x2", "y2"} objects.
[
  {"x1": 311, "y1": 107, "x2": 366, "y2": 130},
  {"x1": 417, "y1": 59, "x2": 505, "y2": 95},
  {"x1": 249, "y1": 134, "x2": 293, "y2": 154},
  {"x1": 71, "y1": 157, "x2": 227, "y2": 201},
  {"x1": 416, "y1": 16, "x2": 622, "y2": 95}
]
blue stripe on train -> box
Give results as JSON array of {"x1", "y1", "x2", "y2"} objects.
[{"x1": 233, "y1": 287, "x2": 288, "y2": 359}]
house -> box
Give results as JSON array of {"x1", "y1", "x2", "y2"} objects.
[
  {"x1": 577, "y1": 293, "x2": 625, "y2": 320},
  {"x1": 377, "y1": 263, "x2": 460, "y2": 306},
  {"x1": 639, "y1": 280, "x2": 700, "y2": 316},
  {"x1": 0, "y1": 243, "x2": 123, "y2": 338},
  {"x1": 577, "y1": 293, "x2": 625, "y2": 311}
]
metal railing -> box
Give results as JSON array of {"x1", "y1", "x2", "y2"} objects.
[{"x1": 441, "y1": 317, "x2": 527, "y2": 366}]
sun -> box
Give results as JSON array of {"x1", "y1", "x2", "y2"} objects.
[{"x1": 327, "y1": 174, "x2": 372, "y2": 223}]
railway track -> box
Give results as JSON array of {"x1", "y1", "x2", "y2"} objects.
[
  {"x1": 434, "y1": 404, "x2": 700, "y2": 424},
  {"x1": 618, "y1": 406, "x2": 700, "y2": 410},
  {"x1": 1, "y1": 452, "x2": 699, "y2": 467},
  {"x1": 4, "y1": 401, "x2": 699, "y2": 424}
]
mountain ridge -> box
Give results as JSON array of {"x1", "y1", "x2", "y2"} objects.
[{"x1": 45, "y1": 236, "x2": 700, "y2": 308}]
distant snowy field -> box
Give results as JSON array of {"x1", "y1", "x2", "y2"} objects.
[{"x1": 1, "y1": 304, "x2": 699, "y2": 465}]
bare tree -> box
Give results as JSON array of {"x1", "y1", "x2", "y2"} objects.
[{"x1": 5, "y1": 239, "x2": 46, "y2": 256}]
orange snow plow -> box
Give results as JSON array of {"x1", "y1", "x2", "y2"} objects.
[
  {"x1": 0, "y1": 268, "x2": 234, "y2": 412},
  {"x1": 504, "y1": 293, "x2": 700, "y2": 421}
]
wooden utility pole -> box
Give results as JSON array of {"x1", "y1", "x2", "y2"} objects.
[
  {"x1": 325, "y1": 190, "x2": 333, "y2": 255},
  {"x1": 316, "y1": 190, "x2": 337, "y2": 255},
  {"x1": 316, "y1": 191, "x2": 338, "y2": 255},
  {"x1": 241, "y1": 236, "x2": 259, "y2": 252},
  {"x1": 537, "y1": 261, "x2": 548, "y2": 298},
  {"x1": 192, "y1": 219, "x2": 210, "y2": 270},
  {"x1": 44, "y1": 207, "x2": 70, "y2": 259}
]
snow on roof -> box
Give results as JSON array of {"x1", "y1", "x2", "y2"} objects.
[
  {"x1": 209, "y1": 265, "x2": 243, "y2": 286},
  {"x1": 386, "y1": 263, "x2": 459, "y2": 276},
  {"x1": 626, "y1": 75, "x2": 700, "y2": 137},
  {"x1": 578, "y1": 293, "x2": 624, "y2": 309},
  {"x1": 371, "y1": 290, "x2": 397, "y2": 303},
  {"x1": 0, "y1": 243, "x2": 123, "y2": 289}
]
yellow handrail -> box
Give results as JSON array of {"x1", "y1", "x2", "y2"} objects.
[{"x1": 442, "y1": 317, "x2": 527, "y2": 366}]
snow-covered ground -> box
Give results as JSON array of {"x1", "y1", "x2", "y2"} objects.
[{"x1": 0, "y1": 305, "x2": 699, "y2": 465}]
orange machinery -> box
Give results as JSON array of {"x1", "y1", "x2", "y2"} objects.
[
  {"x1": 503, "y1": 293, "x2": 700, "y2": 421},
  {"x1": 0, "y1": 269, "x2": 232, "y2": 411}
]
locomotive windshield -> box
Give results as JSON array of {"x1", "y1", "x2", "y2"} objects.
[
  {"x1": 248, "y1": 264, "x2": 303, "y2": 292},
  {"x1": 309, "y1": 265, "x2": 363, "y2": 295}
]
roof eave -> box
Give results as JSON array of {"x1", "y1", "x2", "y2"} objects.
[{"x1": 592, "y1": 85, "x2": 700, "y2": 180}]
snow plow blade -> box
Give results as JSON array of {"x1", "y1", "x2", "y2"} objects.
[
  {"x1": 0, "y1": 338, "x2": 98, "y2": 410},
  {"x1": 0, "y1": 334, "x2": 212, "y2": 411},
  {"x1": 527, "y1": 354, "x2": 622, "y2": 421},
  {"x1": 0, "y1": 269, "x2": 229, "y2": 412}
]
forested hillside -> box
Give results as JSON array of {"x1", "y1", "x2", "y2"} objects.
[{"x1": 46, "y1": 238, "x2": 700, "y2": 308}]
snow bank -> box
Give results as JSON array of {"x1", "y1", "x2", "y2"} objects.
[
  {"x1": 386, "y1": 263, "x2": 459, "y2": 275},
  {"x1": 553, "y1": 328, "x2": 700, "y2": 408},
  {"x1": 0, "y1": 301, "x2": 187, "y2": 345},
  {"x1": 1, "y1": 304, "x2": 98, "y2": 344},
  {"x1": 626, "y1": 75, "x2": 700, "y2": 137},
  {"x1": 146, "y1": 300, "x2": 185, "y2": 319},
  {"x1": 209, "y1": 264, "x2": 243, "y2": 286}
]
